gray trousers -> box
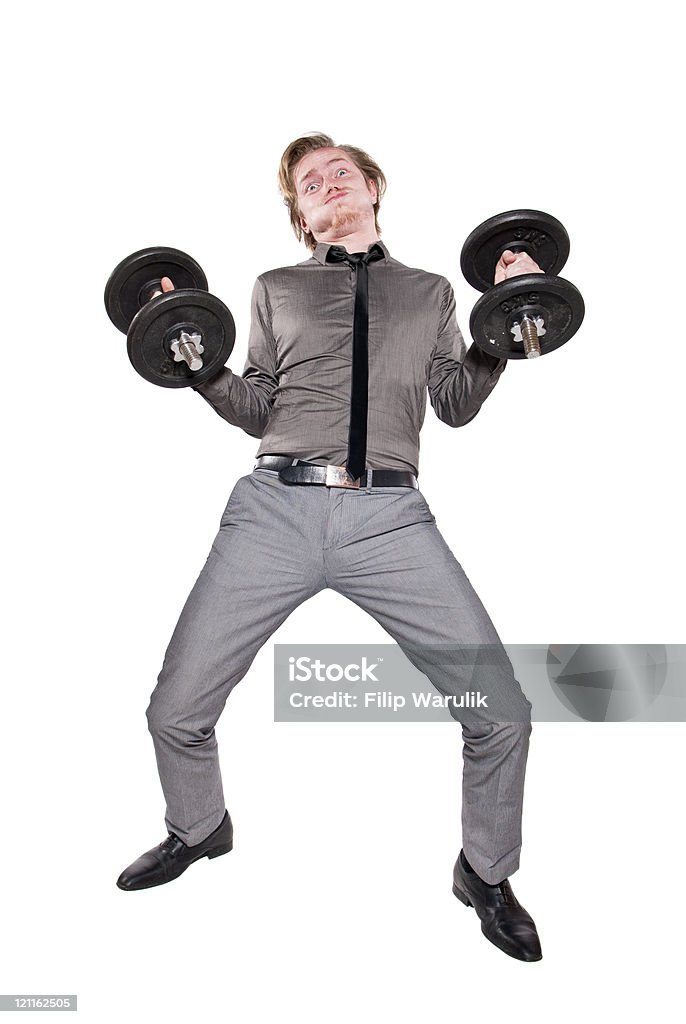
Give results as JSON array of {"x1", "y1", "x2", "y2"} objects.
[{"x1": 146, "y1": 467, "x2": 533, "y2": 885}]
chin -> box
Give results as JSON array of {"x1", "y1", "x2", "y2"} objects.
[{"x1": 331, "y1": 209, "x2": 362, "y2": 232}]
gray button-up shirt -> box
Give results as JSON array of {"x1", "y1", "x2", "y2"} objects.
[{"x1": 193, "y1": 239, "x2": 507, "y2": 476}]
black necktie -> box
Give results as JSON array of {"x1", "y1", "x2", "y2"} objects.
[{"x1": 325, "y1": 242, "x2": 385, "y2": 480}]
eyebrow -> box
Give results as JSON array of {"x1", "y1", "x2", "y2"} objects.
[{"x1": 298, "y1": 157, "x2": 350, "y2": 188}]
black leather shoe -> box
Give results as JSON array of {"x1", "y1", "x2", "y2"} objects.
[
  {"x1": 452, "y1": 849, "x2": 542, "y2": 961},
  {"x1": 117, "y1": 810, "x2": 233, "y2": 891}
]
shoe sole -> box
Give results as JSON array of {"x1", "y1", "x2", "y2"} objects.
[
  {"x1": 207, "y1": 841, "x2": 233, "y2": 859},
  {"x1": 452, "y1": 882, "x2": 473, "y2": 907}
]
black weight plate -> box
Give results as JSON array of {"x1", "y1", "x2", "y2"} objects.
[
  {"x1": 460, "y1": 210, "x2": 570, "y2": 293},
  {"x1": 127, "y1": 289, "x2": 235, "y2": 388},
  {"x1": 104, "y1": 246, "x2": 208, "y2": 333},
  {"x1": 469, "y1": 274, "x2": 585, "y2": 359}
]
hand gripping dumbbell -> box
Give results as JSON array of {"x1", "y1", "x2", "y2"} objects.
[
  {"x1": 460, "y1": 210, "x2": 585, "y2": 359},
  {"x1": 104, "y1": 246, "x2": 235, "y2": 387}
]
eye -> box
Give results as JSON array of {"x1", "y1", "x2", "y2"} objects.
[
  {"x1": 336, "y1": 168, "x2": 348, "y2": 176},
  {"x1": 305, "y1": 182, "x2": 318, "y2": 193}
]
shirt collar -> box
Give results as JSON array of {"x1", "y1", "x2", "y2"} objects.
[{"x1": 311, "y1": 238, "x2": 391, "y2": 265}]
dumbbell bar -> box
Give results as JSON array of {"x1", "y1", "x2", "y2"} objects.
[
  {"x1": 104, "y1": 246, "x2": 235, "y2": 387},
  {"x1": 460, "y1": 210, "x2": 585, "y2": 359}
]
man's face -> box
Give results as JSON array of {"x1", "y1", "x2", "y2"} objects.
[{"x1": 294, "y1": 147, "x2": 378, "y2": 241}]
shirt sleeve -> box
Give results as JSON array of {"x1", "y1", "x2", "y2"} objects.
[
  {"x1": 191, "y1": 275, "x2": 278, "y2": 439},
  {"x1": 427, "y1": 277, "x2": 507, "y2": 427}
]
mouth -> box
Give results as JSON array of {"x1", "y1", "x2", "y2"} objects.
[{"x1": 325, "y1": 191, "x2": 349, "y2": 204}]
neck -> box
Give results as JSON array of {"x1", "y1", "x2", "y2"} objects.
[{"x1": 314, "y1": 228, "x2": 380, "y2": 254}]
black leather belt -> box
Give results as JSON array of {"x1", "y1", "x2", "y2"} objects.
[{"x1": 254, "y1": 455, "x2": 418, "y2": 489}]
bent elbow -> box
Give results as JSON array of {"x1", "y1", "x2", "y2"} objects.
[{"x1": 431, "y1": 397, "x2": 483, "y2": 429}]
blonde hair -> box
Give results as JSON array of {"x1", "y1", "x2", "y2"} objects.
[{"x1": 278, "y1": 132, "x2": 387, "y2": 253}]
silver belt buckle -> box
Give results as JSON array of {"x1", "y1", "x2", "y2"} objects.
[{"x1": 325, "y1": 464, "x2": 360, "y2": 488}]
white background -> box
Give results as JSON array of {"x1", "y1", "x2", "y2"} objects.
[{"x1": 2, "y1": 0, "x2": 684, "y2": 1019}]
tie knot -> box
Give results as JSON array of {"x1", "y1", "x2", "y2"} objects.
[{"x1": 325, "y1": 243, "x2": 384, "y2": 267}]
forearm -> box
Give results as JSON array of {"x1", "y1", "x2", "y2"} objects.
[
  {"x1": 429, "y1": 343, "x2": 507, "y2": 427},
  {"x1": 193, "y1": 367, "x2": 274, "y2": 439}
]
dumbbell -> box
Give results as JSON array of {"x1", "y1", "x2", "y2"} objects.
[
  {"x1": 104, "y1": 246, "x2": 235, "y2": 387},
  {"x1": 460, "y1": 210, "x2": 585, "y2": 359}
]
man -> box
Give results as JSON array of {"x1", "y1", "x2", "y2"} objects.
[{"x1": 117, "y1": 132, "x2": 545, "y2": 963}]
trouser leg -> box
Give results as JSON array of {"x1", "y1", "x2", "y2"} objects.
[
  {"x1": 325, "y1": 485, "x2": 533, "y2": 884},
  {"x1": 145, "y1": 471, "x2": 327, "y2": 845}
]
